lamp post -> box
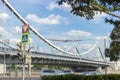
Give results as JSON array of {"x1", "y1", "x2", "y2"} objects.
[{"x1": 104, "y1": 38, "x2": 107, "y2": 74}]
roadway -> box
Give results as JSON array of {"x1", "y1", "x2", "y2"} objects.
[
  {"x1": 0, "y1": 70, "x2": 41, "y2": 80},
  {"x1": 0, "y1": 77, "x2": 41, "y2": 80}
]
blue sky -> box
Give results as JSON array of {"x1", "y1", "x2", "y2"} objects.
[{"x1": 0, "y1": 0, "x2": 114, "y2": 55}]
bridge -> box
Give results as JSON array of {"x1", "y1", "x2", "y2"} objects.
[
  {"x1": 0, "y1": 44, "x2": 110, "y2": 71},
  {"x1": 0, "y1": 0, "x2": 111, "y2": 72}
]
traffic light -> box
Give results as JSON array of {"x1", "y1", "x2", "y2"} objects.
[
  {"x1": 17, "y1": 42, "x2": 23, "y2": 52},
  {"x1": 17, "y1": 53, "x2": 22, "y2": 60}
]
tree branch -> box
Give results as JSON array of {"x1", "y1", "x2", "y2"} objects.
[{"x1": 93, "y1": 5, "x2": 120, "y2": 19}]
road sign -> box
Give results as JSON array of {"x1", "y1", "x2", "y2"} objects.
[
  {"x1": 22, "y1": 24, "x2": 29, "y2": 33},
  {"x1": 21, "y1": 33, "x2": 30, "y2": 44}
]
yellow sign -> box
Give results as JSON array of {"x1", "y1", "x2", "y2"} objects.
[{"x1": 20, "y1": 33, "x2": 30, "y2": 45}]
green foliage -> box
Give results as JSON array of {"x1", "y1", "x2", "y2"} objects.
[
  {"x1": 58, "y1": 0, "x2": 97, "y2": 20},
  {"x1": 58, "y1": 0, "x2": 120, "y2": 20},
  {"x1": 42, "y1": 74, "x2": 120, "y2": 80},
  {"x1": 104, "y1": 19, "x2": 120, "y2": 61}
]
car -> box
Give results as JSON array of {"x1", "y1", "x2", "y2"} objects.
[
  {"x1": 94, "y1": 71, "x2": 105, "y2": 75},
  {"x1": 40, "y1": 69, "x2": 56, "y2": 77},
  {"x1": 84, "y1": 71, "x2": 104, "y2": 76},
  {"x1": 54, "y1": 69, "x2": 64, "y2": 75},
  {"x1": 84, "y1": 72, "x2": 95, "y2": 76},
  {"x1": 62, "y1": 70, "x2": 74, "y2": 74},
  {"x1": 40, "y1": 69, "x2": 64, "y2": 77}
]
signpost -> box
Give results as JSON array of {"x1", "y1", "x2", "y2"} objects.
[
  {"x1": 21, "y1": 24, "x2": 30, "y2": 80},
  {"x1": 21, "y1": 33, "x2": 30, "y2": 44},
  {"x1": 22, "y1": 24, "x2": 29, "y2": 33}
]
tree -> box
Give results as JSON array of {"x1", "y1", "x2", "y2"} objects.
[
  {"x1": 58, "y1": 0, "x2": 120, "y2": 61},
  {"x1": 105, "y1": 19, "x2": 120, "y2": 61},
  {"x1": 58, "y1": 0, "x2": 120, "y2": 19}
]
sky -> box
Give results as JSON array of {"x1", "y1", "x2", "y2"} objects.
[{"x1": 0, "y1": 0, "x2": 114, "y2": 57}]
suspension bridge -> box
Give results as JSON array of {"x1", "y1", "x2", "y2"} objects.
[{"x1": 0, "y1": 0, "x2": 111, "y2": 72}]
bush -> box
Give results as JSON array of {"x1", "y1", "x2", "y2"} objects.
[{"x1": 41, "y1": 74, "x2": 120, "y2": 80}]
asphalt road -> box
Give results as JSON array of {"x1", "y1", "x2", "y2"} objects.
[{"x1": 0, "y1": 77, "x2": 41, "y2": 80}]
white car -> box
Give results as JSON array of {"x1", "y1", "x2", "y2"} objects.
[
  {"x1": 40, "y1": 69, "x2": 56, "y2": 77},
  {"x1": 40, "y1": 69, "x2": 64, "y2": 77},
  {"x1": 84, "y1": 71, "x2": 104, "y2": 76},
  {"x1": 55, "y1": 69, "x2": 64, "y2": 75},
  {"x1": 62, "y1": 70, "x2": 74, "y2": 74}
]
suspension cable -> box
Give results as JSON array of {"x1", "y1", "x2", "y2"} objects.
[
  {"x1": 65, "y1": 43, "x2": 75, "y2": 52},
  {"x1": 98, "y1": 46, "x2": 106, "y2": 62},
  {"x1": 1, "y1": 0, "x2": 67, "y2": 54},
  {"x1": 79, "y1": 43, "x2": 97, "y2": 56}
]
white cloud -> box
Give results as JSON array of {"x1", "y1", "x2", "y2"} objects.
[
  {"x1": 0, "y1": 27, "x2": 19, "y2": 45},
  {"x1": 0, "y1": 27, "x2": 8, "y2": 37},
  {"x1": 26, "y1": 14, "x2": 67, "y2": 25},
  {"x1": 46, "y1": 2, "x2": 57, "y2": 11},
  {"x1": 46, "y1": 2, "x2": 71, "y2": 11},
  {"x1": 92, "y1": 12, "x2": 107, "y2": 23},
  {"x1": 64, "y1": 30, "x2": 92, "y2": 37},
  {"x1": 0, "y1": 13, "x2": 10, "y2": 21}
]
